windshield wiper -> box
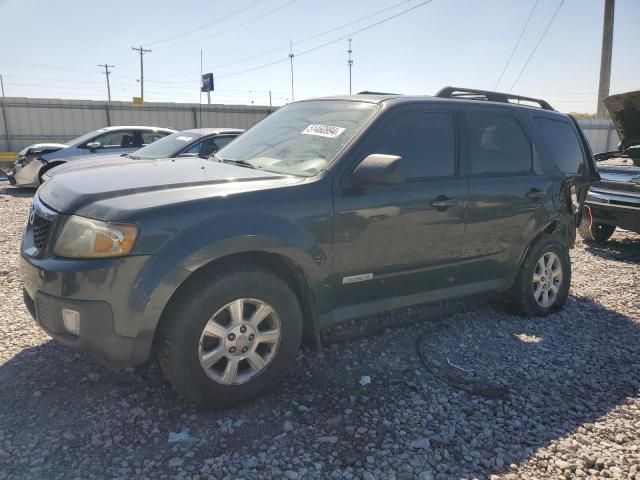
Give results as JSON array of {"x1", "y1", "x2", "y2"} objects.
[{"x1": 214, "y1": 154, "x2": 256, "y2": 170}]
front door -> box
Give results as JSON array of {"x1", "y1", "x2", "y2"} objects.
[{"x1": 332, "y1": 108, "x2": 468, "y2": 307}]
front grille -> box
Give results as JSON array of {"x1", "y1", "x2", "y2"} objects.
[
  {"x1": 598, "y1": 167, "x2": 639, "y2": 175},
  {"x1": 32, "y1": 214, "x2": 53, "y2": 251},
  {"x1": 591, "y1": 181, "x2": 640, "y2": 195}
]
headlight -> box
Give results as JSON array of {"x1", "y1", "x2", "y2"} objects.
[{"x1": 53, "y1": 215, "x2": 138, "y2": 258}]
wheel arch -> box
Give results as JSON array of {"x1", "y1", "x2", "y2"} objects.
[
  {"x1": 38, "y1": 160, "x2": 66, "y2": 184},
  {"x1": 152, "y1": 250, "x2": 322, "y2": 356}
]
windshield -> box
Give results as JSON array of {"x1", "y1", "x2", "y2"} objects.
[
  {"x1": 132, "y1": 131, "x2": 202, "y2": 159},
  {"x1": 65, "y1": 129, "x2": 109, "y2": 146},
  {"x1": 216, "y1": 100, "x2": 378, "y2": 177}
]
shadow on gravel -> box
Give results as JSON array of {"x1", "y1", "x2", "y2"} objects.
[
  {"x1": 583, "y1": 232, "x2": 640, "y2": 265},
  {"x1": 1, "y1": 296, "x2": 639, "y2": 479},
  {"x1": 0, "y1": 186, "x2": 36, "y2": 198}
]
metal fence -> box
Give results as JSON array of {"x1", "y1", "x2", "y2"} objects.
[
  {"x1": 0, "y1": 97, "x2": 274, "y2": 152},
  {"x1": 0, "y1": 96, "x2": 620, "y2": 154}
]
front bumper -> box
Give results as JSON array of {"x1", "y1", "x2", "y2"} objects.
[
  {"x1": 584, "y1": 189, "x2": 640, "y2": 233},
  {"x1": 21, "y1": 252, "x2": 191, "y2": 368},
  {"x1": 5, "y1": 158, "x2": 43, "y2": 188}
]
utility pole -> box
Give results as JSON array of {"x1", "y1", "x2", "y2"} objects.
[
  {"x1": 596, "y1": 0, "x2": 615, "y2": 119},
  {"x1": 269, "y1": 90, "x2": 272, "y2": 109},
  {"x1": 288, "y1": 39, "x2": 295, "y2": 102},
  {"x1": 347, "y1": 38, "x2": 353, "y2": 95},
  {"x1": 131, "y1": 46, "x2": 151, "y2": 102},
  {"x1": 0, "y1": 74, "x2": 11, "y2": 151},
  {"x1": 97, "y1": 64, "x2": 114, "y2": 103}
]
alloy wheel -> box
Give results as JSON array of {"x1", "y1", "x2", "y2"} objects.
[{"x1": 198, "y1": 298, "x2": 281, "y2": 385}]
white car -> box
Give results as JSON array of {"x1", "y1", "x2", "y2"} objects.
[{"x1": 6, "y1": 126, "x2": 175, "y2": 187}]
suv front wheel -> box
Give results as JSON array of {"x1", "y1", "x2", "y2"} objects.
[
  {"x1": 512, "y1": 238, "x2": 571, "y2": 316},
  {"x1": 158, "y1": 265, "x2": 303, "y2": 407}
]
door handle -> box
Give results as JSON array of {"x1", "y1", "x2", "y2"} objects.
[
  {"x1": 526, "y1": 189, "x2": 546, "y2": 200},
  {"x1": 431, "y1": 196, "x2": 458, "y2": 210}
]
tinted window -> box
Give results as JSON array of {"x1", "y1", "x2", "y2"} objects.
[
  {"x1": 185, "y1": 136, "x2": 236, "y2": 157},
  {"x1": 93, "y1": 130, "x2": 141, "y2": 149},
  {"x1": 141, "y1": 131, "x2": 170, "y2": 146},
  {"x1": 534, "y1": 117, "x2": 584, "y2": 174},
  {"x1": 468, "y1": 113, "x2": 532, "y2": 175},
  {"x1": 369, "y1": 111, "x2": 456, "y2": 179}
]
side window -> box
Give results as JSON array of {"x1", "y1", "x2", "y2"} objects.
[
  {"x1": 184, "y1": 136, "x2": 236, "y2": 157},
  {"x1": 534, "y1": 117, "x2": 584, "y2": 175},
  {"x1": 93, "y1": 130, "x2": 139, "y2": 149},
  {"x1": 368, "y1": 111, "x2": 456, "y2": 179},
  {"x1": 468, "y1": 113, "x2": 532, "y2": 175},
  {"x1": 141, "y1": 131, "x2": 169, "y2": 146}
]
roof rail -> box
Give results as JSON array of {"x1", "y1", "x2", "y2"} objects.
[
  {"x1": 357, "y1": 91, "x2": 401, "y2": 96},
  {"x1": 435, "y1": 86, "x2": 554, "y2": 111}
]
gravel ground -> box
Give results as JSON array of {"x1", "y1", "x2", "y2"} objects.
[{"x1": 1, "y1": 185, "x2": 639, "y2": 480}]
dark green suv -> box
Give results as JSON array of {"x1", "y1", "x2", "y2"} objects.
[{"x1": 20, "y1": 87, "x2": 598, "y2": 407}]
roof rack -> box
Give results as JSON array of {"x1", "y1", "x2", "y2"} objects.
[
  {"x1": 435, "y1": 86, "x2": 554, "y2": 111},
  {"x1": 357, "y1": 91, "x2": 400, "y2": 96}
]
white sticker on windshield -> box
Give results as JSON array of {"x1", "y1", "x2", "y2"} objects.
[
  {"x1": 176, "y1": 136, "x2": 193, "y2": 142},
  {"x1": 302, "y1": 124, "x2": 346, "y2": 138}
]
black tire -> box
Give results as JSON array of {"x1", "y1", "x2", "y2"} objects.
[
  {"x1": 37, "y1": 161, "x2": 65, "y2": 184},
  {"x1": 578, "y1": 220, "x2": 615, "y2": 244},
  {"x1": 511, "y1": 237, "x2": 571, "y2": 316},
  {"x1": 158, "y1": 265, "x2": 303, "y2": 408}
]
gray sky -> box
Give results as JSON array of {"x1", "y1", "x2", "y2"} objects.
[{"x1": 0, "y1": 0, "x2": 637, "y2": 112}]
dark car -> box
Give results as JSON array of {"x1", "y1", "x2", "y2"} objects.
[
  {"x1": 20, "y1": 87, "x2": 598, "y2": 407},
  {"x1": 41, "y1": 128, "x2": 244, "y2": 182},
  {"x1": 578, "y1": 90, "x2": 640, "y2": 243}
]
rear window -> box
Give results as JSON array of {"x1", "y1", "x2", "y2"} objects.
[
  {"x1": 468, "y1": 113, "x2": 532, "y2": 175},
  {"x1": 534, "y1": 117, "x2": 584, "y2": 174}
]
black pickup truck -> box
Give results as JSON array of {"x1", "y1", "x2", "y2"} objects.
[
  {"x1": 579, "y1": 90, "x2": 640, "y2": 243},
  {"x1": 20, "y1": 87, "x2": 598, "y2": 407}
]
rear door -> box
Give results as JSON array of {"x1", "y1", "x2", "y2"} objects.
[
  {"x1": 458, "y1": 108, "x2": 554, "y2": 284},
  {"x1": 332, "y1": 106, "x2": 469, "y2": 306}
]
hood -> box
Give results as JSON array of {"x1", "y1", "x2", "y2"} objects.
[
  {"x1": 18, "y1": 143, "x2": 67, "y2": 157},
  {"x1": 43, "y1": 154, "x2": 136, "y2": 179},
  {"x1": 38, "y1": 157, "x2": 303, "y2": 218},
  {"x1": 604, "y1": 90, "x2": 640, "y2": 149}
]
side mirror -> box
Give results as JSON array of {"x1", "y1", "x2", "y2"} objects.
[
  {"x1": 351, "y1": 154, "x2": 405, "y2": 186},
  {"x1": 86, "y1": 141, "x2": 101, "y2": 151}
]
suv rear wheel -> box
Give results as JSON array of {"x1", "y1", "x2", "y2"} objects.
[
  {"x1": 578, "y1": 221, "x2": 615, "y2": 244},
  {"x1": 512, "y1": 238, "x2": 571, "y2": 316},
  {"x1": 158, "y1": 265, "x2": 303, "y2": 407}
]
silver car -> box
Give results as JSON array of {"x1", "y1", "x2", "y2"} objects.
[
  {"x1": 6, "y1": 126, "x2": 175, "y2": 187},
  {"x1": 42, "y1": 128, "x2": 244, "y2": 182}
]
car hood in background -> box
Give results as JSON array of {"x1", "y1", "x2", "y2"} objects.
[
  {"x1": 18, "y1": 143, "x2": 67, "y2": 157},
  {"x1": 38, "y1": 157, "x2": 304, "y2": 218},
  {"x1": 43, "y1": 154, "x2": 136, "y2": 179},
  {"x1": 604, "y1": 90, "x2": 640, "y2": 149}
]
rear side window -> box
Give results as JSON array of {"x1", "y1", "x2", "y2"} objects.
[
  {"x1": 141, "y1": 131, "x2": 170, "y2": 146},
  {"x1": 534, "y1": 117, "x2": 584, "y2": 174},
  {"x1": 369, "y1": 111, "x2": 456, "y2": 179},
  {"x1": 468, "y1": 113, "x2": 532, "y2": 175}
]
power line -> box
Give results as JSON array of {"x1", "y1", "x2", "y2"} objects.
[
  {"x1": 161, "y1": 0, "x2": 298, "y2": 50},
  {"x1": 154, "y1": 0, "x2": 417, "y2": 80},
  {"x1": 217, "y1": 0, "x2": 434, "y2": 80},
  {"x1": 97, "y1": 63, "x2": 115, "y2": 103},
  {"x1": 145, "y1": 0, "x2": 266, "y2": 47},
  {"x1": 494, "y1": 0, "x2": 540, "y2": 90},
  {"x1": 509, "y1": 0, "x2": 565, "y2": 92}
]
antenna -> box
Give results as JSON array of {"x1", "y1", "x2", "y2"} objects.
[
  {"x1": 289, "y1": 39, "x2": 295, "y2": 102},
  {"x1": 347, "y1": 38, "x2": 353, "y2": 95}
]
